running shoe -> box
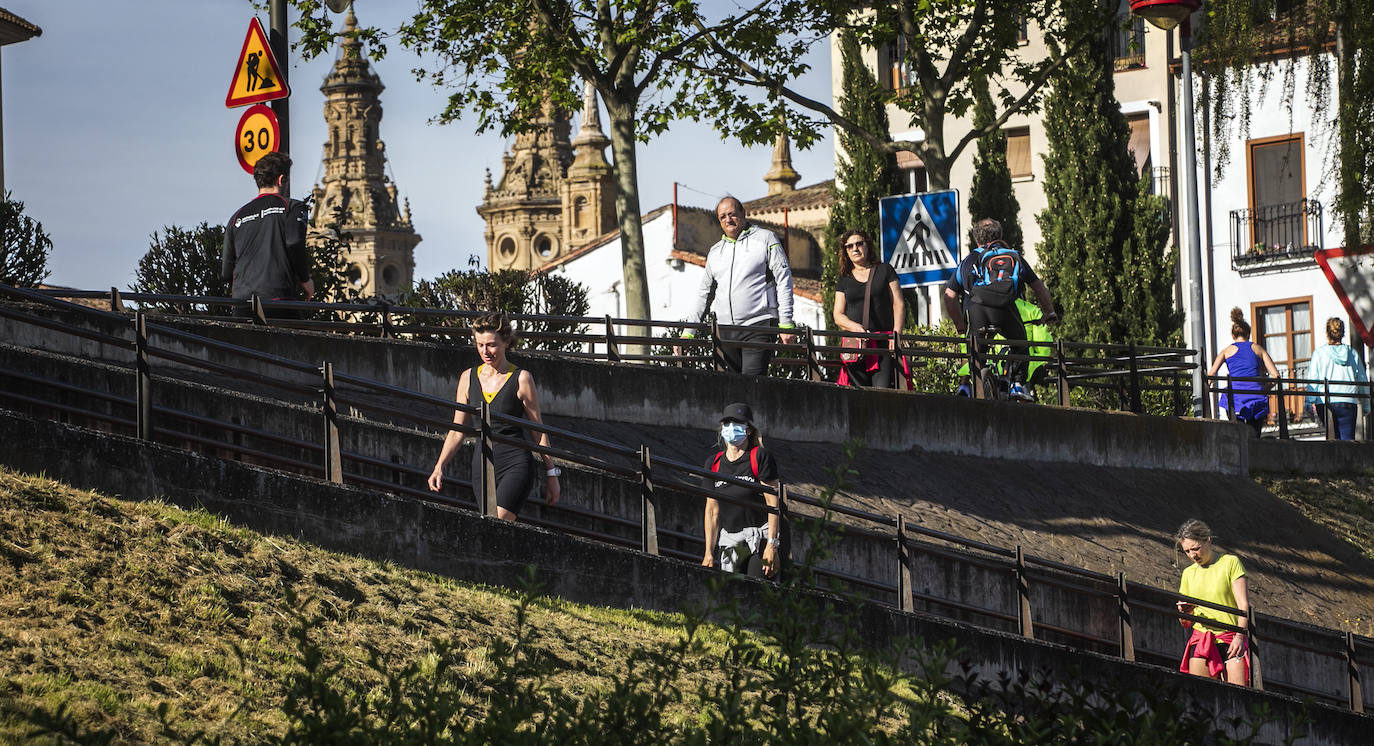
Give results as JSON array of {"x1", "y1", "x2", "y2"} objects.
[{"x1": 1008, "y1": 382, "x2": 1035, "y2": 402}]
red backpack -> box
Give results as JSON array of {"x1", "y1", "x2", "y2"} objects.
[{"x1": 711, "y1": 447, "x2": 760, "y2": 479}]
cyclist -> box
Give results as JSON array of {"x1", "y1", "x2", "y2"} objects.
[{"x1": 942, "y1": 218, "x2": 1057, "y2": 401}]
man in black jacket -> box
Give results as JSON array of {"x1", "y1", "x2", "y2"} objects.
[{"x1": 220, "y1": 152, "x2": 313, "y2": 318}]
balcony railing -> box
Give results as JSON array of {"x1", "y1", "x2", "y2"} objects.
[
  {"x1": 1229, "y1": 198, "x2": 1323, "y2": 269},
  {"x1": 1109, "y1": 16, "x2": 1146, "y2": 71}
]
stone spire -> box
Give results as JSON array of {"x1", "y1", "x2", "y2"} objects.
[
  {"x1": 560, "y1": 80, "x2": 618, "y2": 250},
  {"x1": 310, "y1": 7, "x2": 420, "y2": 299},
  {"x1": 477, "y1": 87, "x2": 574, "y2": 270},
  {"x1": 763, "y1": 132, "x2": 801, "y2": 195}
]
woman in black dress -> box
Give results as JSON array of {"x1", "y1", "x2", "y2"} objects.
[
  {"x1": 428, "y1": 311, "x2": 560, "y2": 521},
  {"x1": 833, "y1": 229, "x2": 905, "y2": 388}
]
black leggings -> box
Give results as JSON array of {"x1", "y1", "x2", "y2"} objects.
[{"x1": 966, "y1": 303, "x2": 1027, "y2": 384}]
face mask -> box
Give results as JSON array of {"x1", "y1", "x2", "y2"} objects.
[{"x1": 720, "y1": 423, "x2": 749, "y2": 447}]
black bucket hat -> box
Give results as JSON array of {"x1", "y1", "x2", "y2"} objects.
[{"x1": 719, "y1": 402, "x2": 754, "y2": 425}]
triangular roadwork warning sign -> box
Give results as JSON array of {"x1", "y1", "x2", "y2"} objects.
[
  {"x1": 225, "y1": 17, "x2": 290, "y2": 108},
  {"x1": 1315, "y1": 245, "x2": 1374, "y2": 345}
]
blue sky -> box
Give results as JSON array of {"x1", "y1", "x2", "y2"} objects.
[{"x1": 2, "y1": 0, "x2": 834, "y2": 291}]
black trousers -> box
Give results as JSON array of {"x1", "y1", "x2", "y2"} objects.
[
  {"x1": 717, "y1": 319, "x2": 778, "y2": 376},
  {"x1": 966, "y1": 303, "x2": 1027, "y2": 384},
  {"x1": 844, "y1": 352, "x2": 895, "y2": 389}
]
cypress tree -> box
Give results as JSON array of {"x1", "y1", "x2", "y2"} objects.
[
  {"x1": 824, "y1": 31, "x2": 905, "y2": 327},
  {"x1": 1035, "y1": 17, "x2": 1178, "y2": 348},
  {"x1": 967, "y1": 76, "x2": 1023, "y2": 252}
]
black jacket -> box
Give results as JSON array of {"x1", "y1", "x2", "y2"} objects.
[{"x1": 220, "y1": 193, "x2": 310, "y2": 300}]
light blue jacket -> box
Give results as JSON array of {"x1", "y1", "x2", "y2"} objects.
[{"x1": 1305, "y1": 343, "x2": 1370, "y2": 411}]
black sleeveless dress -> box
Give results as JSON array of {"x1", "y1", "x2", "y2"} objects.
[{"x1": 467, "y1": 364, "x2": 537, "y2": 514}]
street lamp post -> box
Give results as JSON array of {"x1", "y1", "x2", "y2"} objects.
[{"x1": 1130, "y1": 0, "x2": 1207, "y2": 417}]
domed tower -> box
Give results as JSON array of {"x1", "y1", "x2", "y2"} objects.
[
  {"x1": 309, "y1": 7, "x2": 420, "y2": 299},
  {"x1": 477, "y1": 97, "x2": 574, "y2": 271}
]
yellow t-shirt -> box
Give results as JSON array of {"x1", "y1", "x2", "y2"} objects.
[{"x1": 1179, "y1": 553, "x2": 1246, "y2": 633}]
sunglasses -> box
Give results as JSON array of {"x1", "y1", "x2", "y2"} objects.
[{"x1": 845, "y1": 240, "x2": 866, "y2": 249}]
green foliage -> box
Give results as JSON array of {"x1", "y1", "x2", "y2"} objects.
[
  {"x1": 824, "y1": 31, "x2": 906, "y2": 327},
  {"x1": 403, "y1": 269, "x2": 591, "y2": 353},
  {"x1": 1196, "y1": 0, "x2": 1374, "y2": 250},
  {"x1": 1035, "y1": 23, "x2": 1179, "y2": 350},
  {"x1": 289, "y1": 0, "x2": 813, "y2": 322},
  {"x1": 902, "y1": 319, "x2": 965, "y2": 395},
  {"x1": 0, "y1": 194, "x2": 53, "y2": 288},
  {"x1": 717, "y1": 0, "x2": 1114, "y2": 191},
  {"x1": 967, "y1": 75, "x2": 1024, "y2": 251},
  {"x1": 131, "y1": 223, "x2": 226, "y2": 313}
]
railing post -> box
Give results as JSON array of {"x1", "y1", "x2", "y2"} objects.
[
  {"x1": 1324, "y1": 381, "x2": 1335, "y2": 440},
  {"x1": 1127, "y1": 342, "x2": 1142, "y2": 413},
  {"x1": 1277, "y1": 372, "x2": 1289, "y2": 439},
  {"x1": 639, "y1": 445, "x2": 659, "y2": 555},
  {"x1": 110, "y1": 286, "x2": 122, "y2": 313},
  {"x1": 604, "y1": 314, "x2": 621, "y2": 362},
  {"x1": 776, "y1": 483, "x2": 790, "y2": 577},
  {"x1": 1056, "y1": 339, "x2": 1070, "y2": 406},
  {"x1": 479, "y1": 401, "x2": 498, "y2": 517},
  {"x1": 804, "y1": 328, "x2": 822, "y2": 382},
  {"x1": 1117, "y1": 572, "x2": 1135, "y2": 661},
  {"x1": 321, "y1": 362, "x2": 343, "y2": 484},
  {"x1": 134, "y1": 312, "x2": 152, "y2": 441},
  {"x1": 1248, "y1": 608, "x2": 1263, "y2": 690},
  {"x1": 250, "y1": 294, "x2": 267, "y2": 326},
  {"x1": 380, "y1": 302, "x2": 394, "y2": 339},
  {"x1": 897, "y1": 514, "x2": 914, "y2": 613},
  {"x1": 1015, "y1": 545, "x2": 1034, "y2": 639},
  {"x1": 1173, "y1": 365, "x2": 1184, "y2": 417},
  {"x1": 710, "y1": 318, "x2": 725, "y2": 373},
  {"x1": 1348, "y1": 631, "x2": 1364, "y2": 713}
]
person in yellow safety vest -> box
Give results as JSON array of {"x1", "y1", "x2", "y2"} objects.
[{"x1": 956, "y1": 297, "x2": 1054, "y2": 396}]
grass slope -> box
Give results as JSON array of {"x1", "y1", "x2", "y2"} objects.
[{"x1": 0, "y1": 467, "x2": 714, "y2": 743}]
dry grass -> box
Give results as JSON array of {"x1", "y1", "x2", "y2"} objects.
[
  {"x1": 0, "y1": 467, "x2": 725, "y2": 743},
  {"x1": 1256, "y1": 469, "x2": 1374, "y2": 562}
]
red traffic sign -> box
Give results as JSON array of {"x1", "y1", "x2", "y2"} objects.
[
  {"x1": 1315, "y1": 245, "x2": 1374, "y2": 345},
  {"x1": 235, "y1": 104, "x2": 281, "y2": 174},
  {"x1": 225, "y1": 18, "x2": 289, "y2": 108}
]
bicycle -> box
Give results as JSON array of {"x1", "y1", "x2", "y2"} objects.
[{"x1": 961, "y1": 316, "x2": 1053, "y2": 402}]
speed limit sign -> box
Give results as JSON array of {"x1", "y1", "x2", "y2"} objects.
[{"x1": 235, "y1": 104, "x2": 281, "y2": 174}]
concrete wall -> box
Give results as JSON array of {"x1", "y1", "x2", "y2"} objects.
[
  {"x1": 1, "y1": 339, "x2": 1367, "y2": 712},
  {"x1": 0, "y1": 408, "x2": 1367, "y2": 743},
  {"x1": 0, "y1": 307, "x2": 1253, "y2": 475}
]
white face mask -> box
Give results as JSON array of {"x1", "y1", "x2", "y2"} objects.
[{"x1": 720, "y1": 422, "x2": 749, "y2": 447}]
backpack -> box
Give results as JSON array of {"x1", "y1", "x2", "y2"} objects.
[
  {"x1": 711, "y1": 447, "x2": 760, "y2": 480},
  {"x1": 968, "y1": 243, "x2": 1023, "y2": 307}
]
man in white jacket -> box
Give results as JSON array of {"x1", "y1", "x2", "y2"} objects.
[{"x1": 686, "y1": 196, "x2": 796, "y2": 375}]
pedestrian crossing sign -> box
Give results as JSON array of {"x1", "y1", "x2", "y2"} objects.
[
  {"x1": 879, "y1": 190, "x2": 960, "y2": 288},
  {"x1": 225, "y1": 18, "x2": 290, "y2": 109}
]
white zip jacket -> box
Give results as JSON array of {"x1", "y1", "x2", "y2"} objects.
[{"x1": 688, "y1": 224, "x2": 795, "y2": 328}]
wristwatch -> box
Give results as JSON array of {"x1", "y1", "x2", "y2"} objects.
[
  {"x1": 546, "y1": 467, "x2": 562, "y2": 478},
  {"x1": 766, "y1": 536, "x2": 781, "y2": 548}
]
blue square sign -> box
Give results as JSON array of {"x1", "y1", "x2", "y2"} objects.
[{"x1": 879, "y1": 190, "x2": 960, "y2": 288}]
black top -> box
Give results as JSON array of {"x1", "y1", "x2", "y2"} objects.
[
  {"x1": 220, "y1": 193, "x2": 311, "y2": 300},
  {"x1": 943, "y1": 244, "x2": 1039, "y2": 305},
  {"x1": 836, "y1": 262, "x2": 899, "y2": 332},
  {"x1": 703, "y1": 445, "x2": 779, "y2": 531},
  {"x1": 465, "y1": 364, "x2": 530, "y2": 449}
]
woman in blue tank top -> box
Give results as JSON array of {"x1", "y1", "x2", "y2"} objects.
[{"x1": 1207, "y1": 307, "x2": 1280, "y2": 436}]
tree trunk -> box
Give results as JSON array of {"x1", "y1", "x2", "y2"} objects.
[
  {"x1": 919, "y1": 93, "x2": 952, "y2": 191},
  {"x1": 604, "y1": 98, "x2": 652, "y2": 351}
]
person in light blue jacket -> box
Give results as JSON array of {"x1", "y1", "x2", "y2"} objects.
[{"x1": 1305, "y1": 317, "x2": 1370, "y2": 441}]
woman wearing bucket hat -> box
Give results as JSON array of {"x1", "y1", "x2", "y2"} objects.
[{"x1": 701, "y1": 402, "x2": 782, "y2": 577}]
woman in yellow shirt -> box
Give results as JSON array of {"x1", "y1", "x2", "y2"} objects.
[{"x1": 1175, "y1": 519, "x2": 1250, "y2": 685}]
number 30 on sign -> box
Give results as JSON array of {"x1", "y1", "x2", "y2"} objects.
[{"x1": 235, "y1": 104, "x2": 280, "y2": 174}]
